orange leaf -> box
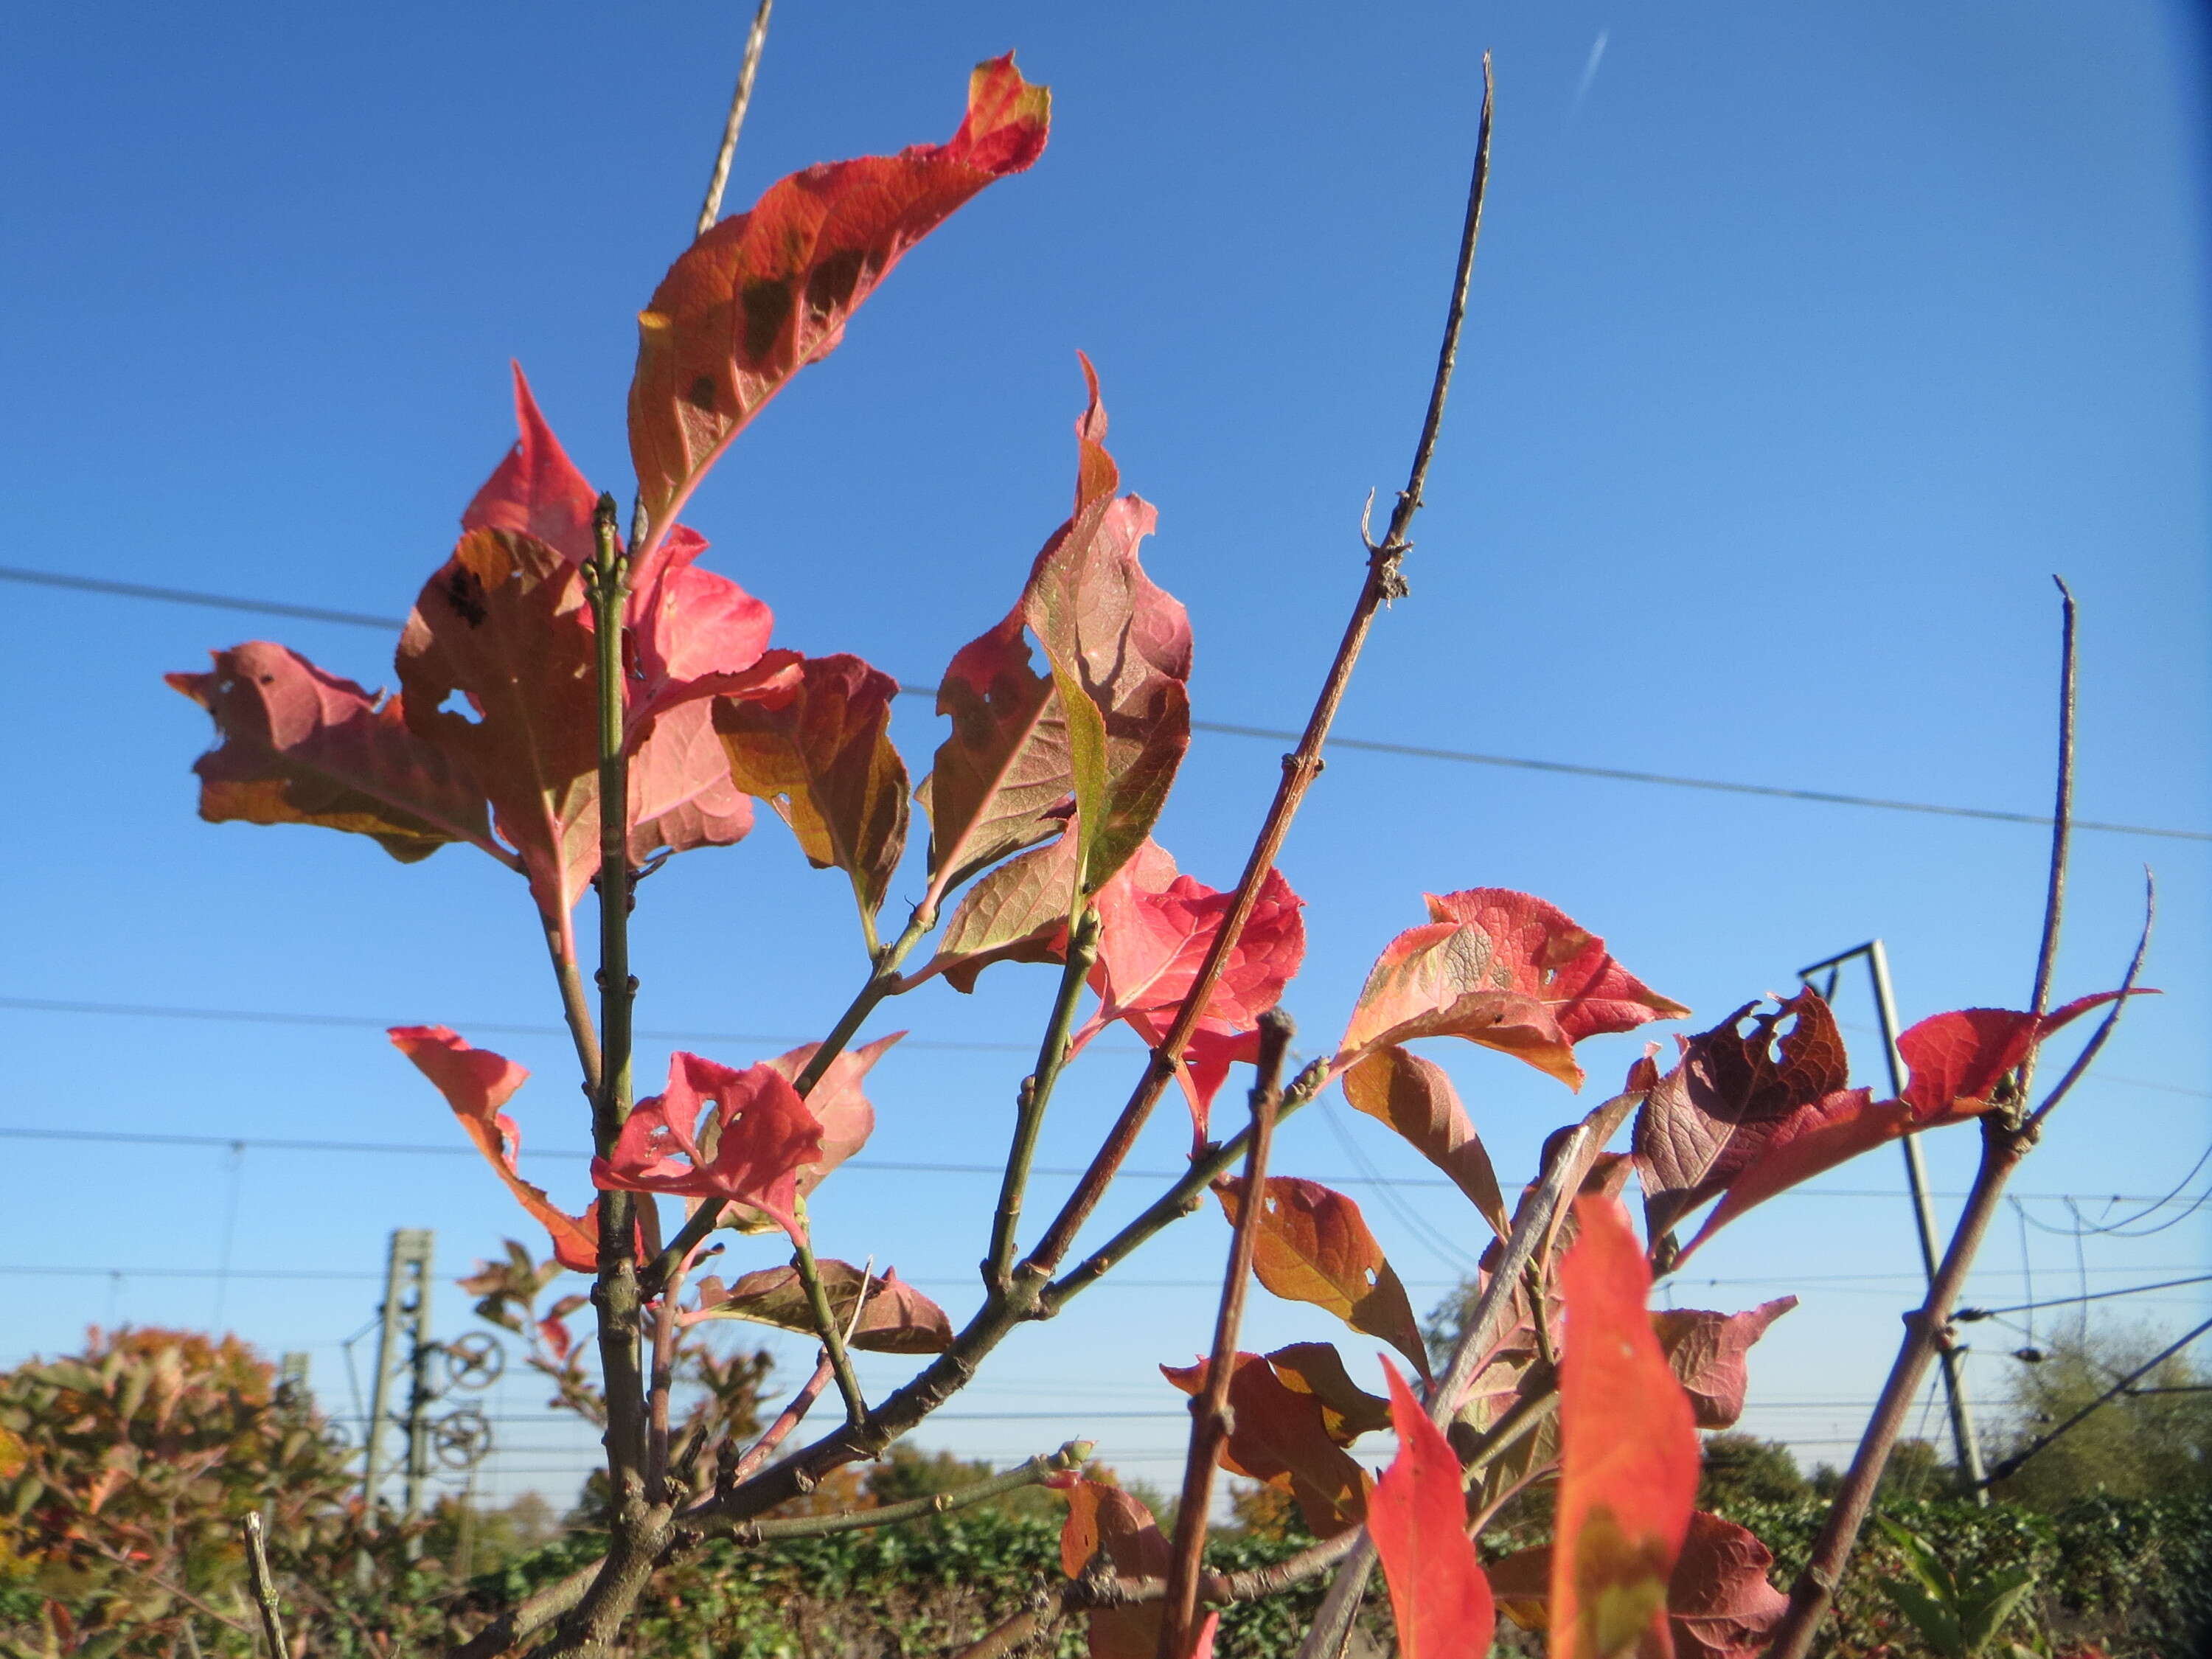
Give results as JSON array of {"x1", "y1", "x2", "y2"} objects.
[
  {"x1": 389, "y1": 1026, "x2": 597, "y2": 1271},
  {"x1": 1343, "y1": 1045, "x2": 1509, "y2": 1238},
  {"x1": 629, "y1": 55, "x2": 1050, "y2": 533},
  {"x1": 1552, "y1": 1195, "x2": 1700, "y2": 1659},
  {"x1": 1058, "y1": 1478, "x2": 1169, "y2": 1659},
  {"x1": 1490, "y1": 1512, "x2": 1787, "y2": 1659},
  {"x1": 1370, "y1": 1359, "x2": 1495, "y2": 1659},
  {"x1": 1161, "y1": 1352, "x2": 1369, "y2": 1535},
  {"x1": 1339, "y1": 890, "x2": 1687, "y2": 1089},
  {"x1": 1264, "y1": 1343, "x2": 1392, "y2": 1444},
  {"x1": 1215, "y1": 1177, "x2": 1430, "y2": 1381}
]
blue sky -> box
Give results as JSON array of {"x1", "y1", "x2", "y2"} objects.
[{"x1": 1, "y1": 2, "x2": 2205, "y2": 1506}]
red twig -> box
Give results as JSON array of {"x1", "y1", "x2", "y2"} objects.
[{"x1": 1158, "y1": 1014, "x2": 1293, "y2": 1659}]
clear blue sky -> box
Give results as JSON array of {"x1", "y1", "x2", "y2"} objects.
[{"x1": 2, "y1": 2, "x2": 2205, "y2": 1505}]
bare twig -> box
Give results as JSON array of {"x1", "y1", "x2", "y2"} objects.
[
  {"x1": 2025, "y1": 875, "x2": 2154, "y2": 1136},
  {"x1": 240, "y1": 1514, "x2": 293, "y2": 1659},
  {"x1": 1159, "y1": 1013, "x2": 1293, "y2": 1659},
  {"x1": 720, "y1": 1356, "x2": 835, "y2": 1491},
  {"x1": 959, "y1": 1529, "x2": 1366, "y2": 1659},
  {"x1": 1764, "y1": 582, "x2": 2130, "y2": 1659},
  {"x1": 695, "y1": 0, "x2": 775, "y2": 239},
  {"x1": 1296, "y1": 1111, "x2": 1586, "y2": 1659},
  {"x1": 1025, "y1": 54, "x2": 1495, "y2": 1280},
  {"x1": 729, "y1": 1441, "x2": 1089, "y2": 1543}
]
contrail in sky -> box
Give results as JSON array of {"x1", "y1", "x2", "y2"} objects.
[{"x1": 1573, "y1": 29, "x2": 1610, "y2": 113}]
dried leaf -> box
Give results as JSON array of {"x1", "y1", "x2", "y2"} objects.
[
  {"x1": 167, "y1": 643, "x2": 497, "y2": 864},
  {"x1": 714, "y1": 654, "x2": 910, "y2": 922},
  {"x1": 1552, "y1": 1195, "x2": 1700, "y2": 1659},
  {"x1": 1161, "y1": 1352, "x2": 1368, "y2": 1535},
  {"x1": 1059, "y1": 1478, "x2": 1169, "y2": 1659},
  {"x1": 629, "y1": 54, "x2": 1050, "y2": 529},
  {"x1": 690, "y1": 1262, "x2": 951, "y2": 1353},
  {"x1": 591, "y1": 1054, "x2": 822, "y2": 1242},
  {"x1": 1343, "y1": 1046, "x2": 1509, "y2": 1238},
  {"x1": 1215, "y1": 1177, "x2": 1430, "y2": 1381},
  {"x1": 1339, "y1": 890, "x2": 1688, "y2": 1089},
  {"x1": 1632, "y1": 989, "x2": 1852, "y2": 1239},
  {"x1": 1651, "y1": 1300, "x2": 1797, "y2": 1430},
  {"x1": 1370, "y1": 1359, "x2": 1495, "y2": 1659},
  {"x1": 388, "y1": 1026, "x2": 597, "y2": 1270}
]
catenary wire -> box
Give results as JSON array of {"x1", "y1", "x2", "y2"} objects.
[
  {"x1": 11, "y1": 562, "x2": 2205, "y2": 844},
  {"x1": 1956, "y1": 1272, "x2": 2212, "y2": 1322}
]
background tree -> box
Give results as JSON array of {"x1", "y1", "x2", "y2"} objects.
[{"x1": 1992, "y1": 1322, "x2": 2212, "y2": 1510}]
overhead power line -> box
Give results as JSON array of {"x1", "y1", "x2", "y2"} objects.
[
  {"x1": 0, "y1": 1124, "x2": 2181, "y2": 1207},
  {"x1": 1955, "y1": 1272, "x2": 2212, "y2": 1321},
  {"x1": 15, "y1": 562, "x2": 2205, "y2": 843},
  {"x1": 5, "y1": 991, "x2": 2204, "y2": 1102}
]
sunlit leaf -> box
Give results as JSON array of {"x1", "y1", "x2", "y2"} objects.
[
  {"x1": 1215, "y1": 1176, "x2": 1429, "y2": 1381},
  {"x1": 1058, "y1": 1478, "x2": 1169, "y2": 1659},
  {"x1": 1370, "y1": 1358, "x2": 1495, "y2": 1659},
  {"x1": 689, "y1": 1261, "x2": 950, "y2": 1353},
  {"x1": 1343, "y1": 1045, "x2": 1509, "y2": 1237},
  {"x1": 1161, "y1": 1352, "x2": 1368, "y2": 1535},
  {"x1": 590, "y1": 1054, "x2": 822, "y2": 1242}
]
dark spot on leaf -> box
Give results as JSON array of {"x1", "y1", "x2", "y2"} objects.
[
  {"x1": 442, "y1": 566, "x2": 488, "y2": 628},
  {"x1": 686, "y1": 375, "x2": 718, "y2": 413}
]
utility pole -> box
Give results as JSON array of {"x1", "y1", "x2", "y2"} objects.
[
  {"x1": 1800, "y1": 940, "x2": 1989, "y2": 1503},
  {"x1": 361, "y1": 1228, "x2": 434, "y2": 1517}
]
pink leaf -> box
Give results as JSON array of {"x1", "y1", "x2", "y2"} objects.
[
  {"x1": 591, "y1": 1054, "x2": 822, "y2": 1242},
  {"x1": 1650, "y1": 1299, "x2": 1797, "y2": 1430}
]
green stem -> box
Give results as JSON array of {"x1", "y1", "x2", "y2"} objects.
[
  {"x1": 986, "y1": 908, "x2": 1099, "y2": 1290},
  {"x1": 731, "y1": 1440, "x2": 1090, "y2": 1542},
  {"x1": 791, "y1": 1218, "x2": 867, "y2": 1427},
  {"x1": 585, "y1": 493, "x2": 650, "y2": 1495},
  {"x1": 643, "y1": 910, "x2": 933, "y2": 1295}
]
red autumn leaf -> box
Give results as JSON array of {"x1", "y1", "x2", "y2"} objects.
[
  {"x1": 167, "y1": 642, "x2": 501, "y2": 865},
  {"x1": 1370, "y1": 1358, "x2": 1496, "y2": 1659},
  {"x1": 1338, "y1": 889, "x2": 1688, "y2": 1090},
  {"x1": 1651, "y1": 1299, "x2": 1797, "y2": 1430},
  {"x1": 1674, "y1": 1091, "x2": 1916, "y2": 1261},
  {"x1": 689, "y1": 1261, "x2": 951, "y2": 1354},
  {"x1": 1081, "y1": 839, "x2": 1304, "y2": 1138},
  {"x1": 1161, "y1": 1352, "x2": 1369, "y2": 1535},
  {"x1": 714, "y1": 654, "x2": 910, "y2": 925},
  {"x1": 590, "y1": 1054, "x2": 822, "y2": 1242},
  {"x1": 1187, "y1": 1613, "x2": 1219, "y2": 1659},
  {"x1": 1058, "y1": 1478, "x2": 1169, "y2": 1659},
  {"x1": 628, "y1": 54, "x2": 1050, "y2": 537},
  {"x1": 1215, "y1": 1176, "x2": 1430, "y2": 1381},
  {"x1": 701, "y1": 1031, "x2": 905, "y2": 1232},
  {"x1": 1552, "y1": 1194, "x2": 1700, "y2": 1659},
  {"x1": 1666, "y1": 1512, "x2": 1792, "y2": 1659},
  {"x1": 1020, "y1": 359, "x2": 1192, "y2": 905},
  {"x1": 1264, "y1": 1343, "x2": 1392, "y2": 1444},
  {"x1": 459, "y1": 365, "x2": 785, "y2": 732},
  {"x1": 1632, "y1": 988, "x2": 1854, "y2": 1240},
  {"x1": 388, "y1": 1026, "x2": 597, "y2": 1271},
  {"x1": 1489, "y1": 1512, "x2": 1787, "y2": 1659},
  {"x1": 461, "y1": 363, "x2": 602, "y2": 565},
  {"x1": 1897, "y1": 991, "x2": 2138, "y2": 1122},
  {"x1": 1343, "y1": 1045, "x2": 1509, "y2": 1239}
]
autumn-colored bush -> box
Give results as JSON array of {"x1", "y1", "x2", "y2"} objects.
[{"x1": 156, "y1": 33, "x2": 2154, "y2": 1659}]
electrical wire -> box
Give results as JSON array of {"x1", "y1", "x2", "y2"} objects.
[{"x1": 11, "y1": 561, "x2": 2205, "y2": 843}]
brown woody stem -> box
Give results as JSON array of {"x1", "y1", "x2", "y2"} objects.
[
  {"x1": 695, "y1": 0, "x2": 773, "y2": 237},
  {"x1": 1159, "y1": 1013, "x2": 1293, "y2": 1659},
  {"x1": 1765, "y1": 580, "x2": 2116, "y2": 1658},
  {"x1": 1025, "y1": 55, "x2": 1493, "y2": 1281}
]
